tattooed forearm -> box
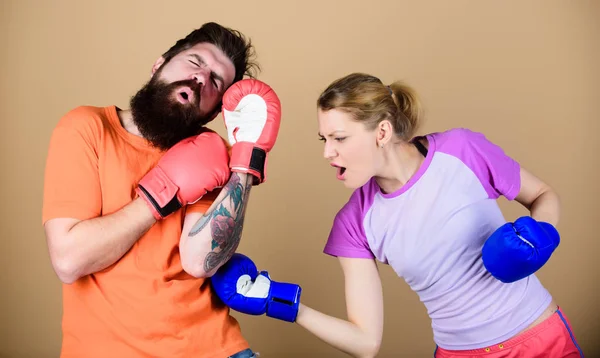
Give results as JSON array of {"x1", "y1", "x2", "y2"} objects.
[
  {"x1": 203, "y1": 174, "x2": 253, "y2": 272},
  {"x1": 188, "y1": 210, "x2": 211, "y2": 237},
  {"x1": 187, "y1": 172, "x2": 253, "y2": 273}
]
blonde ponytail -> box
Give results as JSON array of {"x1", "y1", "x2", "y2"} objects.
[
  {"x1": 389, "y1": 81, "x2": 423, "y2": 139},
  {"x1": 317, "y1": 73, "x2": 423, "y2": 141}
]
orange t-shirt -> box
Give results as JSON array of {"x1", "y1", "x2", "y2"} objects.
[{"x1": 42, "y1": 105, "x2": 248, "y2": 358}]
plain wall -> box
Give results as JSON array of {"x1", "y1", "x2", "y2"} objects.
[{"x1": 1, "y1": 0, "x2": 598, "y2": 356}]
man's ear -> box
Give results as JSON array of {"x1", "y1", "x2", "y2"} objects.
[{"x1": 151, "y1": 56, "x2": 166, "y2": 76}]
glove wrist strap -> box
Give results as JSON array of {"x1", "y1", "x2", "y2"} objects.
[
  {"x1": 266, "y1": 281, "x2": 302, "y2": 323},
  {"x1": 136, "y1": 167, "x2": 182, "y2": 219},
  {"x1": 230, "y1": 142, "x2": 267, "y2": 184}
]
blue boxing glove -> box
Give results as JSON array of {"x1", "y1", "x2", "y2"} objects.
[
  {"x1": 210, "y1": 253, "x2": 302, "y2": 322},
  {"x1": 482, "y1": 216, "x2": 560, "y2": 283}
]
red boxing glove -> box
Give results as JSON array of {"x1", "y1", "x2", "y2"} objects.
[
  {"x1": 136, "y1": 131, "x2": 230, "y2": 220},
  {"x1": 222, "y1": 79, "x2": 281, "y2": 185}
]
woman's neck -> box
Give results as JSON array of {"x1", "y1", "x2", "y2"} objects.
[{"x1": 375, "y1": 140, "x2": 426, "y2": 194}]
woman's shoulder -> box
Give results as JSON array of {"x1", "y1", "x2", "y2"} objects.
[
  {"x1": 424, "y1": 127, "x2": 486, "y2": 146},
  {"x1": 335, "y1": 179, "x2": 379, "y2": 219},
  {"x1": 423, "y1": 127, "x2": 509, "y2": 159}
]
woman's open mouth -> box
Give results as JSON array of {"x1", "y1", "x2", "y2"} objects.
[{"x1": 332, "y1": 164, "x2": 346, "y2": 180}]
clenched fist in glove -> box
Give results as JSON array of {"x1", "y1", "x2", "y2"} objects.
[
  {"x1": 136, "y1": 131, "x2": 230, "y2": 220},
  {"x1": 482, "y1": 216, "x2": 561, "y2": 283},
  {"x1": 211, "y1": 253, "x2": 302, "y2": 323},
  {"x1": 222, "y1": 79, "x2": 281, "y2": 185}
]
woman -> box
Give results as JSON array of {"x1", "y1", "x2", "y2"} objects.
[{"x1": 211, "y1": 73, "x2": 583, "y2": 357}]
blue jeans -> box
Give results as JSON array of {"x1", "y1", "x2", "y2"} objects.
[{"x1": 229, "y1": 348, "x2": 258, "y2": 358}]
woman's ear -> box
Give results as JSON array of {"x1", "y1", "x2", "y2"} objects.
[{"x1": 376, "y1": 120, "x2": 394, "y2": 147}]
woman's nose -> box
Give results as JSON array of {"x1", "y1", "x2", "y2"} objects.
[{"x1": 323, "y1": 141, "x2": 337, "y2": 159}]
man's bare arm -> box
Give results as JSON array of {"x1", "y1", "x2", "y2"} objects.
[
  {"x1": 179, "y1": 172, "x2": 254, "y2": 277},
  {"x1": 45, "y1": 197, "x2": 156, "y2": 284}
]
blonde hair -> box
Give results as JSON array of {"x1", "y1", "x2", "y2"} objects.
[{"x1": 317, "y1": 73, "x2": 422, "y2": 140}]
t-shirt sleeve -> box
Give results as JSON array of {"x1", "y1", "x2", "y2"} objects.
[
  {"x1": 323, "y1": 191, "x2": 374, "y2": 259},
  {"x1": 42, "y1": 107, "x2": 103, "y2": 224},
  {"x1": 441, "y1": 128, "x2": 521, "y2": 200}
]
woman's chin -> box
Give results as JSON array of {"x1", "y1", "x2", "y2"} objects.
[{"x1": 342, "y1": 175, "x2": 371, "y2": 190}]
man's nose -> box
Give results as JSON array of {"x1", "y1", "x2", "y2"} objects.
[{"x1": 191, "y1": 69, "x2": 209, "y2": 85}]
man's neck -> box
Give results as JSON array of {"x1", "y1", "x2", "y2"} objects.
[{"x1": 117, "y1": 109, "x2": 143, "y2": 137}]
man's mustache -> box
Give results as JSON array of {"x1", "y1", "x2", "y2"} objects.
[{"x1": 168, "y1": 79, "x2": 202, "y2": 106}]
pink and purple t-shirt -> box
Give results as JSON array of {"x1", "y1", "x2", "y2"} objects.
[{"x1": 323, "y1": 128, "x2": 552, "y2": 350}]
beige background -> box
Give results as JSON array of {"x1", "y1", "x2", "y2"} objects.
[{"x1": 1, "y1": 0, "x2": 598, "y2": 357}]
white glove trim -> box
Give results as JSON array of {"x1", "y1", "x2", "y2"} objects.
[
  {"x1": 223, "y1": 94, "x2": 268, "y2": 145},
  {"x1": 236, "y1": 274, "x2": 270, "y2": 299},
  {"x1": 512, "y1": 226, "x2": 535, "y2": 248}
]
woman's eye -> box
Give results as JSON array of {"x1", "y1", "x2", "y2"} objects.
[
  {"x1": 335, "y1": 137, "x2": 346, "y2": 142},
  {"x1": 318, "y1": 137, "x2": 326, "y2": 142},
  {"x1": 189, "y1": 61, "x2": 199, "y2": 66}
]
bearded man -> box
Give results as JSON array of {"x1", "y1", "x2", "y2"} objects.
[{"x1": 41, "y1": 22, "x2": 281, "y2": 358}]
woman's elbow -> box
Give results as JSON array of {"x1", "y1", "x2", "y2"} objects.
[{"x1": 360, "y1": 338, "x2": 381, "y2": 358}]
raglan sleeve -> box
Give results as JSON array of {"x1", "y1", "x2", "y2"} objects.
[
  {"x1": 323, "y1": 190, "x2": 375, "y2": 259},
  {"x1": 460, "y1": 128, "x2": 522, "y2": 200}
]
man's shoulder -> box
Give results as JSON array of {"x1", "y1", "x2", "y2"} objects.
[
  {"x1": 53, "y1": 105, "x2": 117, "y2": 141},
  {"x1": 56, "y1": 105, "x2": 113, "y2": 131}
]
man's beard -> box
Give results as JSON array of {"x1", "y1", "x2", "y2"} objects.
[{"x1": 130, "y1": 76, "x2": 214, "y2": 150}]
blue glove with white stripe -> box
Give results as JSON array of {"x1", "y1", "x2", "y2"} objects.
[
  {"x1": 211, "y1": 253, "x2": 302, "y2": 322},
  {"x1": 482, "y1": 216, "x2": 560, "y2": 283}
]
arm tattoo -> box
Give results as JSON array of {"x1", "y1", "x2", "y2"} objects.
[{"x1": 188, "y1": 173, "x2": 253, "y2": 273}]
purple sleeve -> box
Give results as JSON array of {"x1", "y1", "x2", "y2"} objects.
[
  {"x1": 323, "y1": 190, "x2": 375, "y2": 259},
  {"x1": 435, "y1": 128, "x2": 521, "y2": 200}
]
